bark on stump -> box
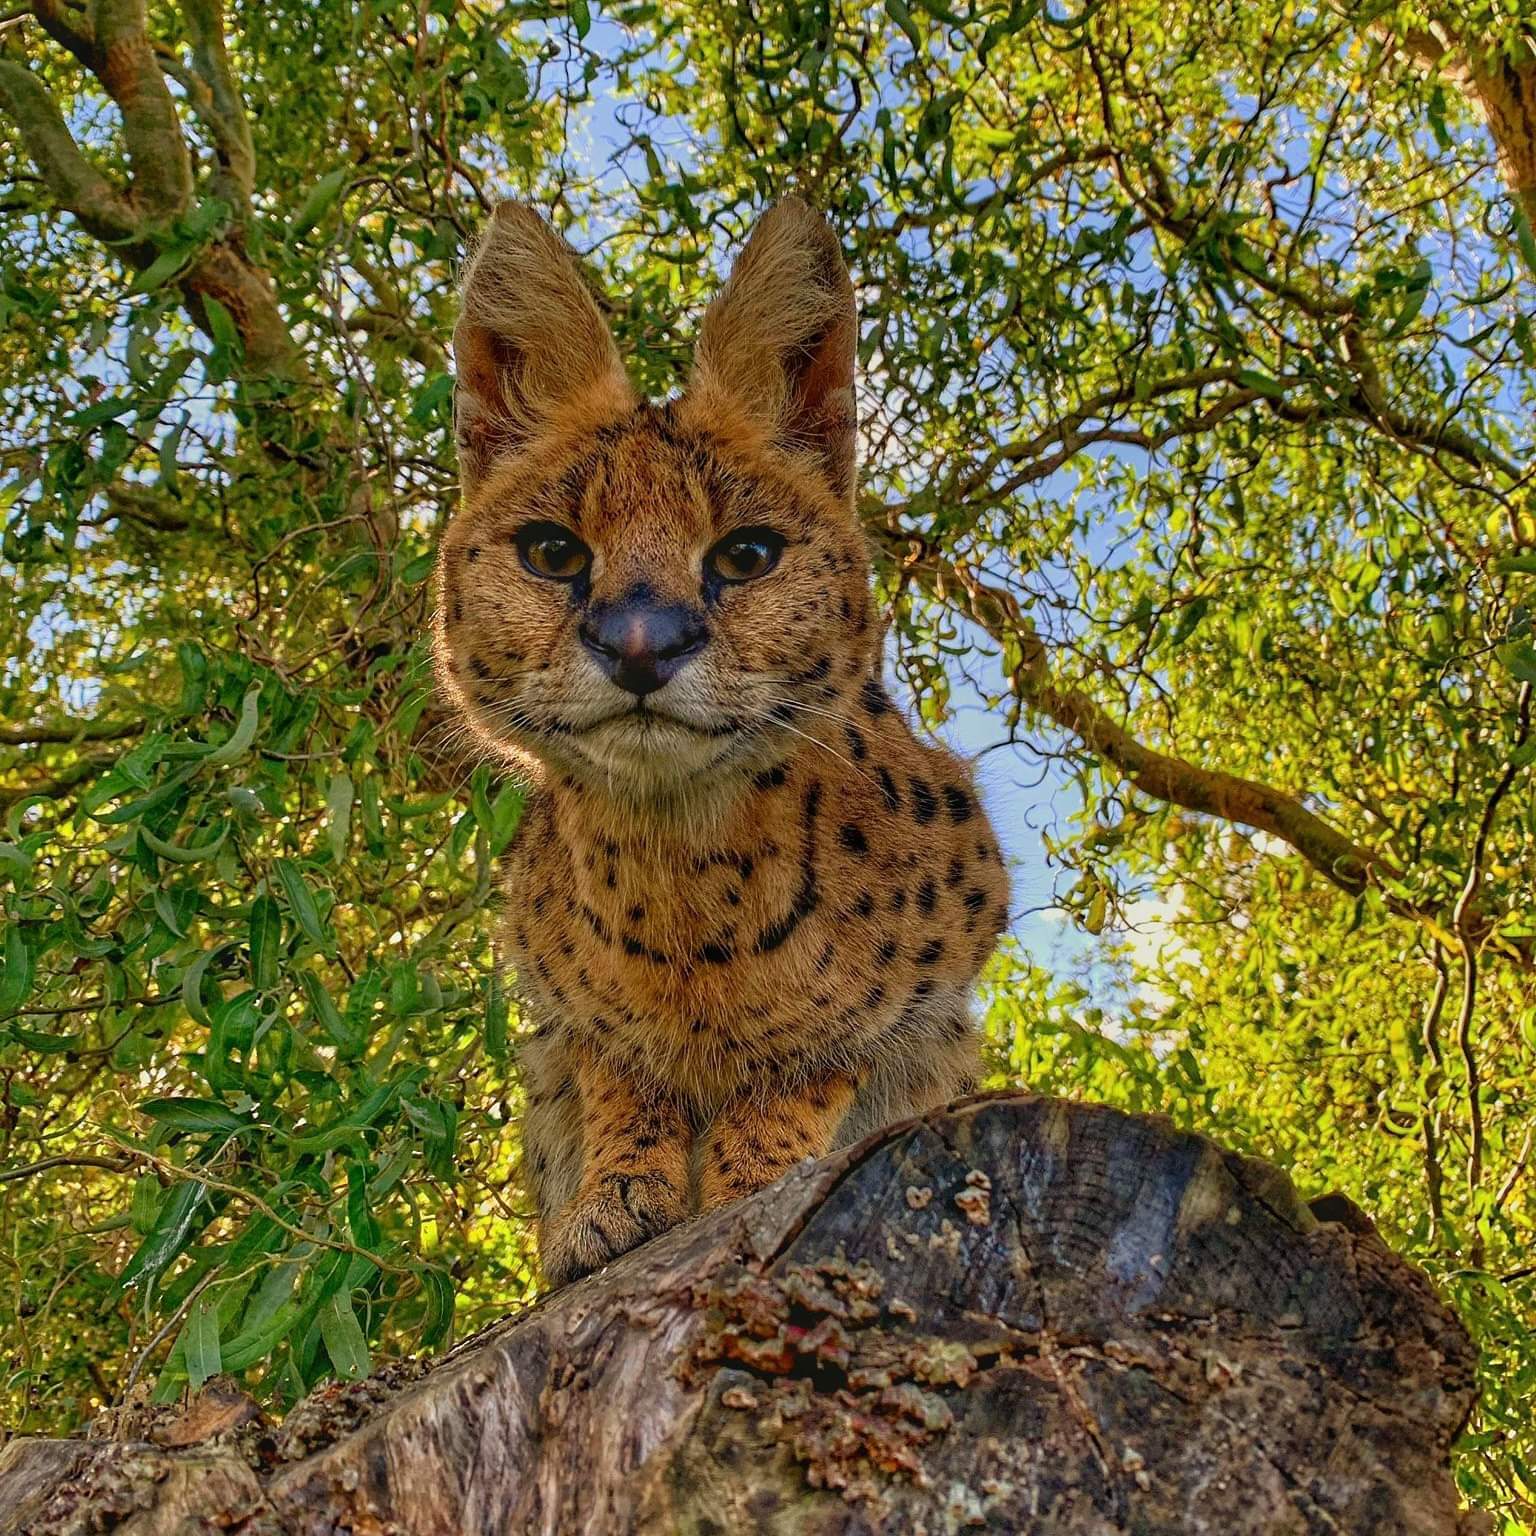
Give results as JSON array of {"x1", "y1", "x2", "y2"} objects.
[{"x1": 0, "y1": 1094, "x2": 1481, "y2": 1535}]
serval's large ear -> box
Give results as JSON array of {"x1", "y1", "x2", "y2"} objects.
[
  {"x1": 682, "y1": 198, "x2": 858, "y2": 507},
  {"x1": 453, "y1": 202, "x2": 634, "y2": 491}
]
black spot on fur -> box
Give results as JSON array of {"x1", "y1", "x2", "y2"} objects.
[
  {"x1": 863, "y1": 984, "x2": 886, "y2": 1010},
  {"x1": 946, "y1": 854, "x2": 965, "y2": 887},
  {"x1": 917, "y1": 878, "x2": 937, "y2": 915},
  {"x1": 469, "y1": 656, "x2": 490, "y2": 680},
  {"x1": 877, "y1": 939, "x2": 898, "y2": 965},
  {"x1": 754, "y1": 781, "x2": 822, "y2": 954},
  {"x1": 839, "y1": 823, "x2": 868, "y2": 855},
  {"x1": 853, "y1": 891, "x2": 875, "y2": 918},
  {"x1": 623, "y1": 935, "x2": 670, "y2": 965},
  {"x1": 465, "y1": 546, "x2": 480, "y2": 561},
  {"x1": 876, "y1": 767, "x2": 901, "y2": 812},
  {"x1": 915, "y1": 939, "x2": 945, "y2": 965},
  {"x1": 860, "y1": 679, "x2": 889, "y2": 717},
  {"x1": 889, "y1": 887, "x2": 907, "y2": 913},
  {"x1": 910, "y1": 778, "x2": 938, "y2": 824},
  {"x1": 943, "y1": 785, "x2": 973, "y2": 822},
  {"x1": 845, "y1": 725, "x2": 867, "y2": 760},
  {"x1": 964, "y1": 888, "x2": 987, "y2": 914},
  {"x1": 753, "y1": 764, "x2": 788, "y2": 790},
  {"x1": 699, "y1": 941, "x2": 734, "y2": 965}
]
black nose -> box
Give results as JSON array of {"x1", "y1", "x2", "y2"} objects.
[{"x1": 579, "y1": 600, "x2": 708, "y2": 697}]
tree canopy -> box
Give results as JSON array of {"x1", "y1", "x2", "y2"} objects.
[{"x1": 1, "y1": 0, "x2": 1533, "y2": 1524}]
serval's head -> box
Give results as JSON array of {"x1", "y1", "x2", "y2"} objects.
[{"x1": 433, "y1": 198, "x2": 878, "y2": 802}]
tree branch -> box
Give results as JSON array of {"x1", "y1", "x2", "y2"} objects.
[
  {"x1": 91, "y1": 0, "x2": 192, "y2": 224},
  {"x1": 871, "y1": 528, "x2": 1528, "y2": 962},
  {"x1": 29, "y1": 0, "x2": 105, "y2": 74},
  {"x1": 0, "y1": 717, "x2": 146, "y2": 747},
  {"x1": 175, "y1": 0, "x2": 254, "y2": 208},
  {"x1": 0, "y1": 56, "x2": 137, "y2": 240},
  {"x1": 0, "y1": 746, "x2": 122, "y2": 812},
  {"x1": 1389, "y1": 13, "x2": 1536, "y2": 238}
]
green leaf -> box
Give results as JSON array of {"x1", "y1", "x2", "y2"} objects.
[
  {"x1": 0, "y1": 922, "x2": 35, "y2": 1013},
  {"x1": 184, "y1": 1292, "x2": 223, "y2": 1390},
  {"x1": 570, "y1": 0, "x2": 592, "y2": 38},
  {"x1": 202, "y1": 296, "x2": 241, "y2": 357},
  {"x1": 220, "y1": 1300, "x2": 302, "y2": 1372},
  {"x1": 291, "y1": 167, "x2": 349, "y2": 240},
  {"x1": 318, "y1": 1292, "x2": 370, "y2": 1381},
  {"x1": 204, "y1": 684, "x2": 263, "y2": 765},
  {"x1": 300, "y1": 968, "x2": 361, "y2": 1058},
  {"x1": 141, "y1": 823, "x2": 229, "y2": 864},
  {"x1": 485, "y1": 973, "x2": 508, "y2": 1061},
  {"x1": 129, "y1": 245, "x2": 197, "y2": 295},
  {"x1": 1513, "y1": 203, "x2": 1536, "y2": 278},
  {"x1": 248, "y1": 894, "x2": 282, "y2": 991},
  {"x1": 119, "y1": 1178, "x2": 207, "y2": 1292},
  {"x1": 885, "y1": 0, "x2": 922, "y2": 50},
  {"x1": 1235, "y1": 368, "x2": 1286, "y2": 399},
  {"x1": 326, "y1": 773, "x2": 354, "y2": 861},
  {"x1": 346, "y1": 1163, "x2": 381, "y2": 1250},
  {"x1": 273, "y1": 858, "x2": 327, "y2": 947},
  {"x1": 181, "y1": 947, "x2": 222, "y2": 1028},
  {"x1": 130, "y1": 1175, "x2": 162, "y2": 1236},
  {"x1": 343, "y1": 968, "x2": 386, "y2": 1047},
  {"x1": 140, "y1": 1097, "x2": 251, "y2": 1135},
  {"x1": 419, "y1": 1265, "x2": 455, "y2": 1348},
  {"x1": 158, "y1": 412, "x2": 188, "y2": 491},
  {"x1": 1496, "y1": 641, "x2": 1536, "y2": 685}
]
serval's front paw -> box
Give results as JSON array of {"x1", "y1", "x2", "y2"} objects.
[{"x1": 539, "y1": 1173, "x2": 687, "y2": 1287}]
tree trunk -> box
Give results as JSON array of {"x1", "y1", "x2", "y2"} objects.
[{"x1": 0, "y1": 1094, "x2": 1483, "y2": 1535}]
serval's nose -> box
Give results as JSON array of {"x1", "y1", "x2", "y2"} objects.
[{"x1": 580, "y1": 596, "x2": 709, "y2": 697}]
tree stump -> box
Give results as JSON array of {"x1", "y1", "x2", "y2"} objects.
[{"x1": 0, "y1": 1094, "x2": 1482, "y2": 1534}]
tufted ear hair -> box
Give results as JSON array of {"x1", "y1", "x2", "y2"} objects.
[
  {"x1": 683, "y1": 198, "x2": 858, "y2": 507},
  {"x1": 453, "y1": 202, "x2": 634, "y2": 490}
]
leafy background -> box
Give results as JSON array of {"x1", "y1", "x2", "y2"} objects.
[{"x1": 1, "y1": 0, "x2": 1533, "y2": 1525}]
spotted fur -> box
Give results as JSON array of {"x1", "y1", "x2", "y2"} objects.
[{"x1": 434, "y1": 198, "x2": 1009, "y2": 1286}]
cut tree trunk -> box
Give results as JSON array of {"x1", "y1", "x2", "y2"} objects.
[{"x1": 0, "y1": 1094, "x2": 1483, "y2": 1535}]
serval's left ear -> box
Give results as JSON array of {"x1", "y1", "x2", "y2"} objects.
[{"x1": 681, "y1": 197, "x2": 857, "y2": 508}]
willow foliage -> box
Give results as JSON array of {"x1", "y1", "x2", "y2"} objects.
[{"x1": 1, "y1": 0, "x2": 1532, "y2": 1523}]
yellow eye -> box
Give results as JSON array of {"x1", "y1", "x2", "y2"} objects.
[
  {"x1": 708, "y1": 528, "x2": 785, "y2": 584},
  {"x1": 515, "y1": 521, "x2": 591, "y2": 581}
]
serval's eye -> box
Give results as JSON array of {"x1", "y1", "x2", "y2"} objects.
[
  {"x1": 516, "y1": 521, "x2": 591, "y2": 582},
  {"x1": 707, "y1": 528, "x2": 785, "y2": 584}
]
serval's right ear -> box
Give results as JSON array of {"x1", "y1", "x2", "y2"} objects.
[{"x1": 453, "y1": 202, "x2": 634, "y2": 492}]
